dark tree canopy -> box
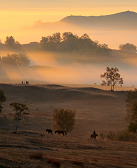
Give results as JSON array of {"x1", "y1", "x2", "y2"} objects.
[
  {"x1": 52, "y1": 108, "x2": 76, "y2": 133},
  {"x1": 5, "y1": 36, "x2": 22, "y2": 50},
  {"x1": 0, "y1": 88, "x2": 6, "y2": 113},
  {"x1": 100, "y1": 67, "x2": 123, "y2": 91},
  {"x1": 39, "y1": 32, "x2": 111, "y2": 55},
  {"x1": 0, "y1": 88, "x2": 6, "y2": 103},
  {"x1": 0, "y1": 53, "x2": 30, "y2": 67},
  {"x1": 0, "y1": 34, "x2": 112, "y2": 55},
  {"x1": 126, "y1": 89, "x2": 137, "y2": 133},
  {"x1": 119, "y1": 43, "x2": 136, "y2": 53}
]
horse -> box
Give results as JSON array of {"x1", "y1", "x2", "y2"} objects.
[
  {"x1": 90, "y1": 133, "x2": 98, "y2": 139},
  {"x1": 55, "y1": 130, "x2": 67, "y2": 136},
  {"x1": 46, "y1": 129, "x2": 53, "y2": 135}
]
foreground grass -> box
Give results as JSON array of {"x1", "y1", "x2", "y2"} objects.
[
  {"x1": 0, "y1": 130, "x2": 137, "y2": 168},
  {"x1": 100, "y1": 130, "x2": 137, "y2": 142}
]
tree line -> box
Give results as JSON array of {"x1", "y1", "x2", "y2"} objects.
[
  {"x1": 0, "y1": 34, "x2": 136, "y2": 53},
  {"x1": 1, "y1": 33, "x2": 111, "y2": 55}
]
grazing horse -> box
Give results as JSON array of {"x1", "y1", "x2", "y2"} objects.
[
  {"x1": 55, "y1": 130, "x2": 67, "y2": 136},
  {"x1": 46, "y1": 129, "x2": 53, "y2": 135}
]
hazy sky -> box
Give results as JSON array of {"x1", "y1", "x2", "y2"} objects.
[
  {"x1": 1, "y1": 0, "x2": 137, "y2": 46},
  {"x1": 1, "y1": 0, "x2": 137, "y2": 26},
  {"x1": 0, "y1": 1, "x2": 137, "y2": 86}
]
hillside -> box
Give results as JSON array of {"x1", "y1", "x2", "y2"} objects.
[
  {"x1": 0, "y1": 83, "x2": 127, "y2": 136},
  {"x1": 1, "y1": 84, "x2": 137, "y2": 168}
]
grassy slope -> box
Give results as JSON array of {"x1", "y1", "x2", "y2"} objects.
[{"x1": 0, "y1": 83, "x2": 136, "y2": 168}]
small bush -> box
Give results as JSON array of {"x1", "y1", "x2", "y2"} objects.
[
  {"x1": 104, "y1": 130, "x2": 137, "y2": 142},
  {"x1": 52, "y1": 108, "x2": 76, "y2": 133},
  {"x1": 116, "y1": 131, "x2": 137, "y2": 142},
  {"x1": 106, "y1": 131, "x2": 115, "y2": 140},
  {"x1": 47, "y1": 158, "x2": 61, "y2": 167},
  {"x1": 30, "y1": 152, "x2": 43, "y2": 159},
  {"x1": 72, "y1": 160, "x2": 83, "y2": 166},
  {"x1": 99, "y1": 133, "x2": 106, "y2": 140}
]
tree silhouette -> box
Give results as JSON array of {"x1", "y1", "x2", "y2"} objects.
[
  {"x1": 126, "y1": 89, "x2": 137, "y2": 133},
  {"x1": 5, "y1": 36, "x2": 21, "y2": 50},
  {"x1": 1, "y1": 53, "x2": 30, "y2": 67},
  {"x1": 119, "y1": 78, "x2": 124, "y2": 87},
  {"x1": 119, "y1": 43, "x2": 136, "y2": 53},
  {"x1": 10, "y1": 102, "x2": 29, "y2": 133},
  {"x1": 39, "y1": 32, "x2": 111, "y2": 55},
  {"x1": 100, "y1": 67, "x2": 123, "y2": 91},
  {"x1": 0, "y1": 88, "x2": 6, "y2": 113}
]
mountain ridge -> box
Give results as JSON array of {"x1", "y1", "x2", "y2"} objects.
[{"x1": 60, "y1": 11, "x2": 137, "y2": 29}]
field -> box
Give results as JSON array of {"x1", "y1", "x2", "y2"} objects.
[{"x1": 0, "y1": 83, "x2": 137, "y2": 168}]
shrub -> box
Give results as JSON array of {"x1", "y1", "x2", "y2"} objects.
[
  {"x1": 115, "y1": 131, "x2": 137, "y2": 142},
  {"x1": 106, "y1": 131, "x2": 115, "y2": 140},
  {"x1": 47, "y1": 158, "x2": 61, "y2": 167},
  {"x1": 71, "y1": 160, "x2": 83, "y2": 166},
  {"x1": 104, "y1": 130, "x2": 137, "y2": 142},
  {"x1": 30, "y1": 152, "x2": 43, "y2": 159},
  {"x1": 99, "y1": 133, "x2": 106, "y2": 140},
  {"x1": 52, "y1": 108, "x2": 76, "y2": 133}
]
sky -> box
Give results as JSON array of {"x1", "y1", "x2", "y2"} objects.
[
  {"x1": 1, "y1": 0, "x2": 137, "y2": 27},
  {"x1": 0, "y1": 0, "x2": 137, "y2": 46}
]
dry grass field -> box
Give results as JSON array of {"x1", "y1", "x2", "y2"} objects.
[{"x1": 0, "y1": 83, "x2": 137, "y2": 168}]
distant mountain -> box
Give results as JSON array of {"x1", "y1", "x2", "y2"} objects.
[
  {"x1": 21, "y1": 11, "x2": 137, "y2": 31},
  {"x1": 60, "y1": 11, "x2": 137, "y2": 29},
  {"x1": 19, "y1": 11, "x2": 137, "y2": 49}
]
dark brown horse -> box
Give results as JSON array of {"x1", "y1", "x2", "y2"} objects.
[
  {"x1": 46, "y1": 129, "x2": 53, "y2": 135},
  {"x1": 90, "y1": 131, "x2": 98, "y2": 139},
  {"x1": 55, "y1": 130, "x2": 67, "y2": 136},
  {"x1": 90, "y1": 133, "x2": 98, "y2": 139}
]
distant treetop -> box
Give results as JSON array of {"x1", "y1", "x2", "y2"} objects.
[{"x1": 119, "y1": 43, "x2": 136, "y2": 53}]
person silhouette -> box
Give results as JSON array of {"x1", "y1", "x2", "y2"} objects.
[{"x1": 93, "y1": 130, "x2": 96, "y2": 135}]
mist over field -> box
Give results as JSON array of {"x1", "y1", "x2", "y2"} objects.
[
  {"x1": 0, "y1": 49, "x2": 137, "y2": 87},
  {"x1": 0, "y1": 11, "x2": 137, "y2": 87}
]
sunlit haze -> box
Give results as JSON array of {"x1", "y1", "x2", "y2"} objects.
[{"x1": 0, "y1": 0, "x2": 137, "y2": 87}]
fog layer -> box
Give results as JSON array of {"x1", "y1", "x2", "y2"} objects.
[{"x1": 0, "y1": 50, "x2": 137, "y2": 87}]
